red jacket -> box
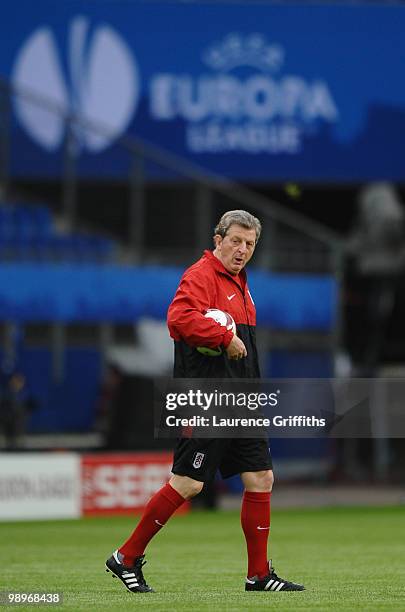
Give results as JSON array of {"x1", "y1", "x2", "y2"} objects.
[{"x1": 167, "y1": 250, "x2": 259, "y2": 378}]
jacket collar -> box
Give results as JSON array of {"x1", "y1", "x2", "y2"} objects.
[{"x1": 203, "y1": 249, "x2": 247, "y2": 287}]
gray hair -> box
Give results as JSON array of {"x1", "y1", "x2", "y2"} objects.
[{"x1": 214, "y1": 210, "x2": 262, "y2": 243}]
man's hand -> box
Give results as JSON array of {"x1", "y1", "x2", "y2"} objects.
[{"x1": 225, "y1": 335, "x2": 247, "y2": 360}]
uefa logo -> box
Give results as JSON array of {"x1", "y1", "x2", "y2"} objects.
[
  {"x1": 12, "y1": 16, "x2": 139, "y2": 153},
  {"x1": 149, "y1": 32, "x2": 339, "y2": 155}
]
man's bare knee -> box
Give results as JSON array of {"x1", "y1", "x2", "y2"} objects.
[
  {"x1": 241, "y1": 469, "x2": 274, "y2": 492},
  {"x1": 169, "y1": 474, "x2": 204, "y2": 499}
]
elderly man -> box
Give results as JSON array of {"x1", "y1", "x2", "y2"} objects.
[{"x1": 106, "y1": 210, "x2": 304, "y2": 593}]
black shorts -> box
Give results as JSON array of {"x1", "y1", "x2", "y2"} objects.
[{"x1": 171, "y1": 437, "x2": 272, "y2": 483}]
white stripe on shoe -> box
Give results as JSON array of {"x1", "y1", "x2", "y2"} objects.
[
  {"x1": 270, "y1": 581, "x2": 280, "y2": 590},
  {"x1": 264, "y1": 579, "x2": 274, "y2": 590},
  {"x1": 275, "y1": 582, "x2": 285, "y2": 591}
]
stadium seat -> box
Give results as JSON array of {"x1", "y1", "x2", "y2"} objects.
[{"x1": 0, "y1": 202, "x2": 116, "y2": 263}]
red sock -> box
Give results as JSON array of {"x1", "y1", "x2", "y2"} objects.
[
  {"x1": 241, "y1": 491, "x2": 271, "y2": 579},
  {"x1": 119, "y1": 483, "x2": 185, "y2": 565}
]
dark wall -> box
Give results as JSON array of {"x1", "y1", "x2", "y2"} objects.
[{"x1": 105, "y1": 374, "x2": 173, "y2": 452}]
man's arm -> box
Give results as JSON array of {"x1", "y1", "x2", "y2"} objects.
[{"x1": 167, "y1": 271, "x2": 234, "y2": 349}]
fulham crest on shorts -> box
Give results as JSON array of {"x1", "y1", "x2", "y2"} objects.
[{"x1": 192, "y1": 452, "x2": 205, "y2": 469}]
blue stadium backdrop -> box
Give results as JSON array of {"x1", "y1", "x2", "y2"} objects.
[{"x1": 0, "y1": 1, "x2": 404, "y2": 181}]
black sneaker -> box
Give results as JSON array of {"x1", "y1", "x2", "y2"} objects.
[
  {"x1": 105, "y1": 550, "x2": 154, "y2": 593},
  {"x1": 245, "y1": 561, "x2": 305, "y2": 592}
]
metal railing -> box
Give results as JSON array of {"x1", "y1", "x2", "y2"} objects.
[
  {"x1": 0, "y1": 78, "x2": 343, "y2": 259},
  {"x1": 0, "y1": 78, "x2": 345, "y2": 360}
]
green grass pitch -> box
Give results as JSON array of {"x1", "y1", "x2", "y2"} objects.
[{"x1": 1, "y1": 506, "x2": 404, "y2": 610}]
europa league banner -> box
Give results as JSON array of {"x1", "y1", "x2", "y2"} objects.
[
  {"x1": 154, "y1": 378, "x2": 405, "y2": 439},
  {"x1": 1, "y1": 1, "x2": 405, "y2": 180}
]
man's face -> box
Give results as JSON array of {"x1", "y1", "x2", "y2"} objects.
[{"x1": 214, "y1": 224, "x2": 257, "y2": 275}]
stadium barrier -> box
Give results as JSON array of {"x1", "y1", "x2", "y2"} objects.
[
  {"x1": 0, "y1": 451, "x2": 188, "y2": 521},
  {"x1": 0, "y1": 264, "x2": 335, "y2": 328}
]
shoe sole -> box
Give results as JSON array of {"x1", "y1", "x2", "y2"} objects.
[
  {"x1": 105, "y1": 563, "x2": 154, "y2": 593},
  {"x1": 245, "y1": 585, "x2": 305, "y2": 592}
]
